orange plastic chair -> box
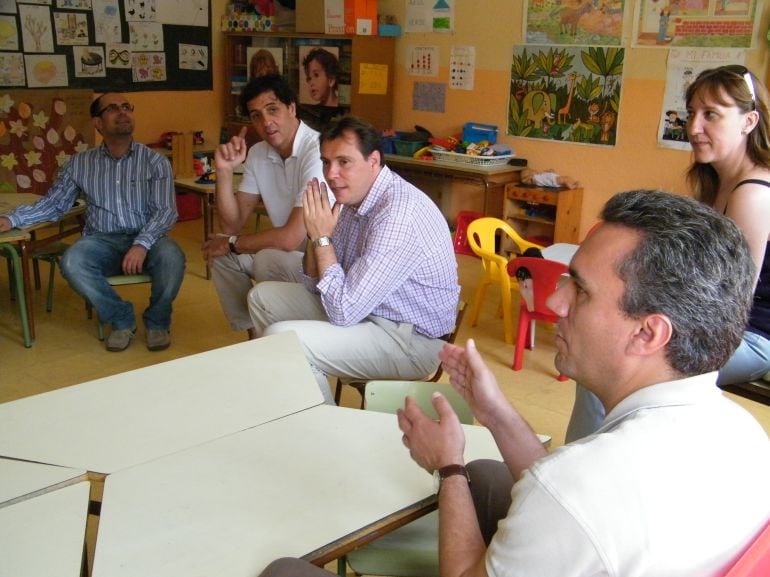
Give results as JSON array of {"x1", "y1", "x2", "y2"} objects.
[
  {"x1": 467, "y1": 217, "x2": 543, "y2": 344},
  {"x1": 507, "y1": 256, "x2": 568, "y2": 380},
  {"x1": 724, "y1": 521, "x2": 770, "y2": 577}
]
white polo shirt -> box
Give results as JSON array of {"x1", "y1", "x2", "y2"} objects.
[
  {"x1": 239, "y1": 120, "x2": 327, "y2": 228},
  {"x1": 486, "y1": 372, "x2": 770, "y2": 577}
]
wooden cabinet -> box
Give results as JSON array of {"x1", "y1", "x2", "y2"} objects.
[
  {"x1": 502, "y1": 183, "x2": 583, "y2": 251},
  {"x1": 223, "y1": 32, "x2": 395, "y2": 142}
]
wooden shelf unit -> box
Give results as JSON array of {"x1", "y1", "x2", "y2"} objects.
[
  {"x1": 222, "y1": 31, "x2": 395, "y2": 142},
  {"x1": 502, "y1": 183, "x2": 583, "y2": 252}
]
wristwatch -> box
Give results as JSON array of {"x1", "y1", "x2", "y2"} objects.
[
  {"x1": 228, "y1": 235, "x2": 240, "y2": 255},
  {"x1": 312, "y1": 236, "x2": 332, "y2": 248},
  {"x1": 433, "y1": 464, "x2": 470, "y2": 494}
]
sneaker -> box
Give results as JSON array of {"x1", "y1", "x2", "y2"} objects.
[
  {"x1": 146, "y1": 329, "x2": 171, "y2": 351},
  {"x1": 106, "y1": 327, "x2": 136, "y2": 352}
]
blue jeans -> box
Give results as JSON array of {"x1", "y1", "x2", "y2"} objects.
[{"x1": 60, "y1": 233, "x2": 185, "y2": 331}]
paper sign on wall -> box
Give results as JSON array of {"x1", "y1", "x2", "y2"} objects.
[{"x1": 359, "y1": 63, "x2": 388, "y2": 95}]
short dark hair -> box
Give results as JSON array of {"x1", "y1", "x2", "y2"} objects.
[
  {"x1": 602, "y1": 190, "x2": 754, "y2": 376},
  {"x1": 302, "y1": 48, "x2": 340, "y2": 84},
  {"x1": 239, "y1": 74, "x2": 296, "y2": 116},
  {"x1": 319, "y1": 115, "x2": 383, "y2": 166},
  {"x1": 90, "y1": 94, "x2": 106, "y2": 117}
]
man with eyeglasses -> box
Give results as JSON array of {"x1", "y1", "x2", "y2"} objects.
[
  {"x1": 0, "y1": 92, "x2": 185, "y2": 352},
  {"x1": 202, "y1": 74, "x2": 331, "y2": 340}
]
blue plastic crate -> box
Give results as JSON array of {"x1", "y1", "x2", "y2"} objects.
[{"x1": 462, "y1": 122, "x2": 498, "y2": 144}]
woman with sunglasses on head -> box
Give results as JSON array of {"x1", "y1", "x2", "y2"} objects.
[
  {"x1": 685, "y1": 65, "x2": 770, "y2": 387},
  {"x1": 565, "y1": 65, "x2": 770, "y2": 442}
]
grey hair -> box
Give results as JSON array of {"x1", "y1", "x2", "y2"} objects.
[{"x1": 601, "y1": 190, "x2": 754, "y2": 376}]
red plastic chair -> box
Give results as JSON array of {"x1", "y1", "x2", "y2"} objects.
[
  {"x1": 724, "y1": 521, "x2": 770, "y2": 577},
  {"x1": 453, "y1": 210, "x2": 483, "y2": 256},
  {"x1": 507, "y1": 256, "x2": 569, "y2": 380}
]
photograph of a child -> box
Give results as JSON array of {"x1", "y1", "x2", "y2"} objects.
[
  {"x1": 298, "y1": 46, "x2": 340, "y2": 107},
  {"x1": 246, "y1": 47, "x2": 283, "y2": 80}
]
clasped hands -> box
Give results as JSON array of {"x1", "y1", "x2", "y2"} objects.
[{"x1": 303, "y1": 178, "x2": 339, "y2": 241}]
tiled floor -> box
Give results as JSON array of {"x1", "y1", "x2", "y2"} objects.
[{"x1": 2, "y1": 216, "x2": 770, "y2": 451}]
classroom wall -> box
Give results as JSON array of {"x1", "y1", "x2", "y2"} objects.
[
  {"x1": 124, "y1": 0, "x2": 769, "y2": 236},
  {"x1": 385, "y1": 0, "x2": 770, "y2": 237},
  {"x1": 122, "y1": 1, "x2": 227, "y2": 147}
]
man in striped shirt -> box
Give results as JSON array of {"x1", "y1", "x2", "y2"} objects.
[
  {"x1": 248, "y1": 115, "x2": 460, "y2": 404},
  {"x1": 0, "y1": 92, "x2": 185, "y2": 352}
]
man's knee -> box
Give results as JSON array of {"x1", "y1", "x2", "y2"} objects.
[{"x1": 467, "y1": 459, "x2": 513, "y2": 545}]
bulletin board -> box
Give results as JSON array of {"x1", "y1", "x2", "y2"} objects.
[
  {"x1": 0, "y1": 88, "x2": 93, "y2": 194},
  {"x1": 0, "y1": 0, "x2": 212, "y2": 93}
]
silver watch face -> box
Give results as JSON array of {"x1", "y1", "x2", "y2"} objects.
[{"x1": 314, "y1": 236, "x2": 331, "y2": 247}]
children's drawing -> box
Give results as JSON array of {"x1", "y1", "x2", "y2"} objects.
[
  {"x1": 106, "y1": 43, "x2": 131, "y2": 68},
  {"x1": 93, "y1": 0, "x2": 122, "y2": 44},
  {"x1": 19, "y1": 4, "x2": 54, "y2": 53},
  {"x1": 132, "y1": 51, "x2": 166, "y2": 82},
  {"x1": 180, "y1": 44, "x2": 209, "y2": 71},
  {"x1": 24, "y1": 54, "x2": 68, "y2": 87},
  {"x1": 0, "y1": 53, "x2": 25, "y2": 87},
  {"x1": 634, "y1": 0, "x2": 759, "y2": 48},
  {"x1": 525, "y1": 0, "x2": 625, "y2": 46},
  {"x1": 53, "y1": 12, "x2": 89, "y2": 45},
  {"x1": 73, "y1": 46, "x2": 106, "y2": 77},
  {"x1": 509, "y1": 45, "x2": 624, "y2": 146},
  {"x1": 0, "y1": 15, "x2": 19, "y2": 50}
]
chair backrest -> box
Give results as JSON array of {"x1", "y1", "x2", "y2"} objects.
[
  {"x1": 453, "y1": 210, "x2": 483, "y2": 256},
  {"x1": 365, "y1": 380, "x2": 474, "y2": 424},
  {"x1": 507, "y1": 256, "x2": 568, "y2": 317},
  {"x1": 467, "y1": 217, "x2": 543, "y2": 261},
  {"x1": 724, "y1": 522, "x2": 770, "y2": 577}
]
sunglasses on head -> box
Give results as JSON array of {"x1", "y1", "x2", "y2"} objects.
[{"x1": 704, "y1": 65, "x2": 756, "y2": 110}]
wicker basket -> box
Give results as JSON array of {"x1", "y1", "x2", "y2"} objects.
[{"x1": 432, "y1": 149, "x2": 513, "y2": 167}]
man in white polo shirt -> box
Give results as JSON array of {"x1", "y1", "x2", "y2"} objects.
[
  {"x1": 257, "y1": 190, "x2": 770, "y2": 577},
  {"x1": 202, "y1": 74, "x2": 330, "y2": 339}
]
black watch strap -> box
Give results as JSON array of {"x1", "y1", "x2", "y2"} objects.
[{"x1": 437, "y1": 464, "x2": 470, "y2": 494}]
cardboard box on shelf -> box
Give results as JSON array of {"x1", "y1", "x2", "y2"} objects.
[
  {"x1": 295, "y1": 0, "x2": 325, "y2": 33},
  {"x1": 345, "y1": 0, "x2": 377, "y2": 35},
  {"x1": 325, "y1": 0, "x2": 345, "y2": 34}
]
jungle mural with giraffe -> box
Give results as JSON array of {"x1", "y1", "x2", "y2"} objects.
[{"x1": 508, "y1": 45, "x2": 624, "y2": 146}]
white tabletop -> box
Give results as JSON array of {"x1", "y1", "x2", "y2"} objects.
[
  {"x1": 92, "y1": 404, "x2": 502, "y2": 577},
  {"x1": 0, "y1": 332, "x2": 323, "y2": 473},
  {"x1": 0, "y1": 481, "x2": 90, "y2": 577},
  {"x1": 542, "y1": 242, "x2": 579, "y2": 265},
  {"x1": 0, "y1": 458, "x2": 87, "y2": 506}
]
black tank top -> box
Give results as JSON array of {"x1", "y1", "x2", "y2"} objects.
[{"x1": 731, "y1": 179, "x2": 770, "y2": 339}]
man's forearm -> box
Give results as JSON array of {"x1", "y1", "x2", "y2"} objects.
[
  {"x1": 214, "y1": 170, "x2": 242, "y2": 233},
  {"x1": 486, "y1": 404, "x2": 547, "y2": 481},
  {"x1": 439, "y1": 476, "x2": 488, "y2": 577}
]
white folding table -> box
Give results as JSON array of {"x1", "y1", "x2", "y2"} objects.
[
  {"x1": 0, "y1": 332, "x2": 323, "y2": 474},
  {"x1": 92, "y1": 405, "x2": 502, "y2": 577}
]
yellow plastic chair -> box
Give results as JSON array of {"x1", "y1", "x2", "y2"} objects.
[
  {"x1": 466, "y1": 217, "x2": 543, "y2": 344},
  {"x1": 339, "y1": 380, "x2": 474, "y2": 577}
]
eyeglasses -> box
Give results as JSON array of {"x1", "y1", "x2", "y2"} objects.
[
  {"x1": 714, "y1": 65, "x2": 756, "y2": 110},
  {"x1": 94, "y1": 102, "x2": 134, "y2": 117}
]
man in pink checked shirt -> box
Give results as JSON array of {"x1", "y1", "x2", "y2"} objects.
[{"x1": 248, "y1": 115, "x2": 460, "y2": 404}]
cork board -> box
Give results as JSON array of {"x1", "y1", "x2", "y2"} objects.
[{"x1": 0, "y1": 89, "x2": 93, "y2": 195}]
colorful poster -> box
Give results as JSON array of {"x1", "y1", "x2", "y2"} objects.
[
  {"x1": 658, "y1": 47, "x2": 746, "y2": 150},
  {"x1": 509, "y1": 45, "x2": 624, "y2": 146},
  {"x1": 525, "y1": 0, "x2": 625, "y2": 46},
  {"x1": 405, "y1": 0, "x2": 454, "y2": 33},
  {"x1": 634, "y1": 0, "x2": 760, "y2": 48}
]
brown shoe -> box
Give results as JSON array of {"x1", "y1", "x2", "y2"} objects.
[
  {"x1": 146, "y1": 329, "x2": 171, "y2": 351},
  {"x1": 106, "y1": 327, "x2": 136, "y2": 352}
]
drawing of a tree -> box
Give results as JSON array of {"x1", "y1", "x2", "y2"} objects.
[{"x1": 24, "y1": 14, "x2": 48, "y2": 52}]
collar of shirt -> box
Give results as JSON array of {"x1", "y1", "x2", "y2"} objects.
[
  {"x1": 97, "y1": 140, "x2": 137, "y2": 161},
  {"x1": 598, "y1": 371, "x2": 721, "y2": 433},
  {"x1": 352, "y1": 164, "x2": 393, "y2": 218}
]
